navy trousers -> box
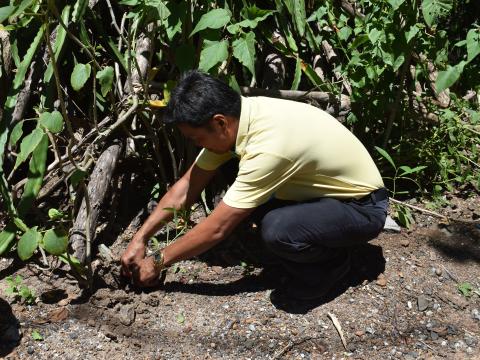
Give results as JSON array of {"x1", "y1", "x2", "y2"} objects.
[{"x1": 249, "y1": 188, "x2": 389, "y2": 284}]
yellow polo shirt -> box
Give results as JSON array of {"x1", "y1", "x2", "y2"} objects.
[{"x1": 195, "y1": 96, "x2": 384, "y2": 209}]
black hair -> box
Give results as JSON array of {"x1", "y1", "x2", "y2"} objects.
[{"x1": 164, "y1": 70, "x2": 241, "y2": 127}]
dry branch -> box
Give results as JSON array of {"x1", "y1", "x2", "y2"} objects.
[
  {"x1": 70, "y1": 143, "x2": 123, "y2": 263},
  {"x1": 239, "y1": 87, "x2": 351, "y2": 115}
]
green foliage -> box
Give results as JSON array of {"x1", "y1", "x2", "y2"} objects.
[
  {"x1": 71, "y1": 63, "x2": 91, "y2": 91},
  {"x1": 42, "y1": 228, "x2": 68, "y2": 256},
  {"x1": 17, "y1": 228, "x2": 41, "y2": 260},
  {"x1": 96, "y1": 66, "x2": 115, "y2": 97},
  {"x1": 5, "y1": 275, "x2": 37, "y2": 305},
  {"x1": 31, "y1": 330, "x2": 43, "y2": 341},
  {"x1": 457, "y1": 282, "x2": 473, "y2": 297},
  {"x1": 0, "y1": 0, "x2": 478, "y2": 287},
  {"x1": 39, "y1": 111, "x2": 64, "y2": 134}
]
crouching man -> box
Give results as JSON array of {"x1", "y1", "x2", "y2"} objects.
[{"x1": 120, "y1": 70, "x2": 388, "y2": 300}]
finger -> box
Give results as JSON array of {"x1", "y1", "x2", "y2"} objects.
[{"x1": 130, "y1": 264, "x2": 141, "y2": 286}]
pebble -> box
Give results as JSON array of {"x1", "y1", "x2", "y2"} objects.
[
  {"x1": 417, "y1": 295, "x2": 429, "y2": 311},
  {"x1": 472, "y1": 309, "x2": 480, "y2": 321},
  {"x1": 69, "y1": 332, "x2": 78, "y2": 340},
  {"x1": 365, "y1": 327, "x2": 375, "y2": 334},
  {"x1": 464, "y1": 336, "x2": 475, "y2": 346},
  {"x1": 119, "y1": 305, "x2": 136, "y2": 326},
  {"x1": 376, "y1": 274, "x2": 387, "y2": 287},
  {"x1": 430, "y1": 331, "x2": 439, "y2": 340},
  {"x1": 27, "y1": 347, "x2": 34, "y2": 355},
  {"x1": 400, "y1": 239, "x2": 410, "y2": 247},
  {"x1": 435, "y1": 268, "x2": 442, "y2": 276},
  {"x1": 248, "y1": 324, "x2": 255, "y2": 331}
]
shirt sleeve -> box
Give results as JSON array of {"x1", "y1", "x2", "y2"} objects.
[
  {"x1": 194, "y1": 148, "x2": 234, "y2": 171},
  {"x1": 223, "y1": 153, "x2": 295, "y2": 208}
]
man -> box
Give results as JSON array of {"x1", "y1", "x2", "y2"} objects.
[{"x1": 121, "y1": 70, "x2": 388, "y2": 300}]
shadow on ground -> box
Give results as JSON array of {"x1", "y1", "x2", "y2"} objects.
[
  {"x1": 0, "y1": 297, "x2": 21, "y2": 357},
  {"x1": 427, "y1": 223, "x2": 480, "y2": 264},
  {"x1": 164, "y1": 243, "x2": 385, "y2": 314}
]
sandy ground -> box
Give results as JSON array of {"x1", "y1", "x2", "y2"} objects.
[{"x1": 1, "y1": 195, "x2": 479, "y2": 360}]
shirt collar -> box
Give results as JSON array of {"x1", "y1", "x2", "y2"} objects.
[{"x1": 234, "y1": 96, "x2": 251, "y2": 156}]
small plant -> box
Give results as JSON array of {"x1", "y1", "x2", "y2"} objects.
[
  {"x1": 5, "y1": 275, "x2": 37, "y2": 305},
  {"x1": 457, "y1": 282, "x2": 473, "y2": 297},
  {"x1": 31, "y1": 330, "x2": 43, "y2": 341},
  {"x1": 240, "y1": 261, "x2": 255, "y2": 276},
  {"x1": 375, "y1": 146, "x2": 427, "y2": 229}
]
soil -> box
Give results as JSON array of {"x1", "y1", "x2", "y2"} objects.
[{"x1": 1, "y1": 194, "x2": 479, "y2": 360}]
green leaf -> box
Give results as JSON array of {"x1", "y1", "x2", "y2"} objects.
[
  {"x1": 58, "y1": 253, "x2": 86, "y2": 275},
  {"x1": 0, "y1": 223, "x2": 17, "y2": 256},
  {"x1": 368, "y1": 28, "x2": 383, "y2": 44},
  {"x1": 466, "y1": 28, "x2": 480, "y2": 63},
  {"x1": 72, "y1": 0, "x2": 88, "y2": 22},
  {"x1": 457, "y1": 282, "x2": 473, "y2": 297},
  {"x1": 42, "y1": 228, "x2": 68, "y2": 256},
  {"x1": 238, "y1": 5, "x2": 274, "y2": 29},
  {"x1": 388, "y1": 0, "x2": 405, "y2": 10},
  {"x1": 18, "y1": 134, "x2": 48, "y2": 216},
  {"x1": 399, "y1": 165, "x2": 427, "y2": 176},
  {"x1": 69, "y1": 169, "x2": 87, "y2": 187},
  {"x1": 12, "y1": 25, "x2": 44, "y2": 91},
  {"x1": 9, "y1": 121, "x2": 24, "y2": 146},
  {"x1": 39, "y1": 111, "x2": 64, "y2": 134},
  {"x1": 350, "y1": 34, "x2": 369, "y2": 50},
  {"x1": 293, "y1": 0, "x2": 306, "y2": 37},
  {"x1": 31, "y1": 330, "x2": 43, "y2": 341},
  {"x1": 0, "y1": 5, "x2": 15, "y2": 23},
  {"x1": 405, "y1": 24, "x2": 419, "y2": 44},
  {"x1": 421, "y1": 0, "x2": 453, "y2": 27},
  {"x1": 10, "y1": 0, "x2": 35, "y2": 22},
  {"x1": 96, "y1": 66, "x2": 114, "y2": 97},
  {"x1": 435, "y1": 62, "x2": 465, "y2": 93},
  {"x1": 393, "y1": 54, "x2": 405, "y2": 72},
  {"x1": 13, "y1": 217, "x2": 28, "y2": 232},
  {"x1": 44, "y1": 5, "x2": 71, "y2": 84},
  {"x1": 375, "y1": 146, "x2": 396, "y2": 169},
  {"x1": 14, "y1": 128, "x2": 45, "y2": 170},
  {"x1": 338, "y1": 26, "x2": 352, "y2": 41},
  {"x1": 291, "y1": 57, "x2": 301, "y2": 90},
  {"x1": 48, "y1": 208, "x2": 65, "y2": 220},
  {"x1": 18, "y1": 229, "x2": 41, "y2": 261},
  {"x1": 232, "y1": 32, "x2": 256, "y2": 76},
  {"x1": 176, "y1": 312, "x2": 185, "y2": 324},
  {"x1": 190, "y1": 9, "x2": 231, "y2": 36},
  {"x1": 301, "y1": 61, "x2": 324, "y2": 87},
  {"x1": 71, "y1": 63, "x2": 91, "y2": 91},
  {"x1": 198, "y1": 40, "x2": 229, "y2": 72}
]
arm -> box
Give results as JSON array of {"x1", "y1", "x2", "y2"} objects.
[
  {"x1": 121, "y1": 163, "x2": 216, "y2": 278},
  {"x1": 135, "y1": 201, "x2": 254, "y2": 286}
]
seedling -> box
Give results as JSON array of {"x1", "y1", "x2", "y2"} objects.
[
  {"x1": 31, "y1": 330, "x2": 43, "y2": 341},
  {"x1": 5, "y1": 275, "x2": 37, "y2": 305},
  {"x1": 457, "y1": 282, "x2": 473, "y2": 297}
]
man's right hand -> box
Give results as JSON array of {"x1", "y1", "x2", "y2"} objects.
[{"x1": 120, "y1": 238, "x2": 146, "y2": 280}]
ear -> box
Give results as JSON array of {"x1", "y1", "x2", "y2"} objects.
[{"x1": 211, "y1": 114, "x2": 227, "y2": 129}]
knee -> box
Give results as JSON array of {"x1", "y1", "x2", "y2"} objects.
[{"x1": 261, "y1": 211, "x2": 289, "y2": 251}]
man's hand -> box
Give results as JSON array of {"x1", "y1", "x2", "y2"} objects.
[
  {"x1": 134, "y1": 257, "x2": 164, "y2": 287},
  {"x1": 120, "y1": 238, "x2": 146, "y2": 279}
]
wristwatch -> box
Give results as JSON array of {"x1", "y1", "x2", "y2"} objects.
[{"x1": 148, "y1": 248, "x2": 166, "y2": 272}]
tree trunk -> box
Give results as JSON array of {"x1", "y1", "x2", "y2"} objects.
[{"x1": 70, "y1": 143, "x2": 123, "y2": 263}]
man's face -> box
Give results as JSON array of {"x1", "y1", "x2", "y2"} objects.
[{"x1": 178, "y1": 117, "x2": 234, "y2": 154}]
